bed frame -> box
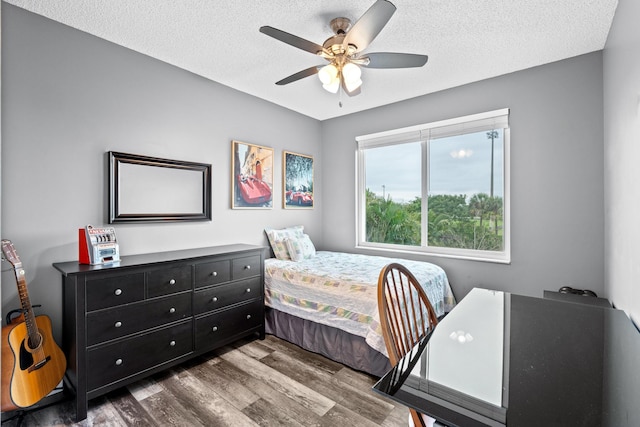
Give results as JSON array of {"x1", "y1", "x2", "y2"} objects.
[{"x1": 265, "y1": 307, "x2": 391, "y2": 377}]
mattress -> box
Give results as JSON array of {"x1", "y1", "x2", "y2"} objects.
[{"x1": 264, "y1": 251, "x2": 456, "y2": 358}]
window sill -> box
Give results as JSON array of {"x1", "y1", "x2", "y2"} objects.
[{"x1": 355, "y1": 243, "x2": 511, "y2": 265}]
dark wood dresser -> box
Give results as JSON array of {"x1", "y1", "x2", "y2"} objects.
[{"x1": 53, "y1": 244, "x2": 266, "y2": 421}]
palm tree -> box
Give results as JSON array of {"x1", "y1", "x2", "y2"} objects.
[
  {"x1": 365, "y1": 190, "x2": 420, "y2": 245},
  {"x1": 468, "y1": 193, "x2": 490, "y2": 228},
  {"x1": 487, "y1": 196, "x2": 503, "y2": 235}
]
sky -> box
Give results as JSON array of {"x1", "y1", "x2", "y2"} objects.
[{"x1": 365, "y1": 130, "x2": 504, "y2": 203}]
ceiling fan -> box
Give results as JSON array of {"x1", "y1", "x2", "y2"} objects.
[{"x1": 259, "y1": 0, "x2": 428, "y2": 97}]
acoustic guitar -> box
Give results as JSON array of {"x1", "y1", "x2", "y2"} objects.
[{"x1": 1, "y1": 239, "x2": 66, "y2": 411}]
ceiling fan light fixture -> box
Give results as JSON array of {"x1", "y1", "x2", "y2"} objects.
[
  {"x1": 323, "y1": 80, "x2": 340, "y2": 93},
  {"x1": 318, "y1": 64, "x2": 339, "y2": 85},
  {"x1": 344, "y1": 77, "x2": 363, "y2": 93},
  {"x1": 342, "y1": 62, "x2": 362, "y2": 83}
]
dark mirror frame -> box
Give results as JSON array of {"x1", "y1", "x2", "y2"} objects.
[{"x1": 109, "y1": 151, "x2": 212, "y2": 223}]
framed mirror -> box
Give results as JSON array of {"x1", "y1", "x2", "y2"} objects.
[{"x1": 109, "y1": 151, "x2": 211, "y2": 223}]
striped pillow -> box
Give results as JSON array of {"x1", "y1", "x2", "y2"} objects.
[
  {"x1": 285, "y1": 234, "x2": 316, "y2": 262},
  {"x1": 265, "y1": 226, "x2": 305, "y2": 260}
]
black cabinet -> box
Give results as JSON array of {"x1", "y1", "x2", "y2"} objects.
[{"x1": 53, "y1": 244, "x2": 266, "y2": 422}]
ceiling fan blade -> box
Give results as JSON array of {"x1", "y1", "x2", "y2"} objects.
[
  {"x1": 343, "y1": 0, "x2": 396, "y2": 52},
  {"x1": 275, "y1": 66, "x2": 321, "y2": 85},
  {"x1": 361, "y1": 52, "x2": 428, "y2": 69},
  {"x1": 260, "y1": 26, "x2": 325, "y2": 55}
]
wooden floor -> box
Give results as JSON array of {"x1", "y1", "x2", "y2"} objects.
[{"x1": 3, "y1": 335, "x2": 412, "y2": 426}]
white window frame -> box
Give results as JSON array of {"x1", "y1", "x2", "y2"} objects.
[{"x1": 355, "y1": 109, "x2": 511, "y2": 264}]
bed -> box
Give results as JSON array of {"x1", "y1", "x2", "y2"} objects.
[{"x1": 264, "y1": 250, "x2": 456, "y2": 377}]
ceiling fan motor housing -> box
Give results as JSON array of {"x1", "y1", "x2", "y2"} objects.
[{"x1": 323, "y1": 18, "x2": 358, "y2": 56}]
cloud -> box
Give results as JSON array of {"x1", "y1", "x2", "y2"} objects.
[{"x1": 365, "y1": 131, "x2": 504, "y2": 203}]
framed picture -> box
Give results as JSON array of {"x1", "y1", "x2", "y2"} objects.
[
  {"x1": 283, "y1": 151, "x2": 314, "y2": 209},
  {"x1": 231, "y1": 140, "x2": 274, "y2": 209},
  {"x1": 109, "y1": 151, "x2": 211, "y2": 223}
]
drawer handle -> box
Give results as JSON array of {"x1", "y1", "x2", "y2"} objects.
[
  {"x1": 169, "y1": 307, "x2": 176, "y2": 314},
  {"x1": 114, "y1": 321, "x2": 122, "y2": 328},
  {"x1": 170, "y1": 340, "x2": 176, "y2": 347},
  {"x1": 244, "y1": 265, "x2": 251, "y2": 270},
  {"x1": 115, "y1": 358, "x2": 123, "y2": 366},
  {"x1": 169, "y1": 279, "x2": 176, "y2": 285},
  {"x1": 246, "y1": 314, "x2": 252, "y2": 320},
  {"x1": 211, "y1": 271, "x2": 218, "y2": 277},
  {"x1": 114, "y1": 288, "x2": 122, "y2": 296},
  {"x1": 246, "y1": 288, "x2": 251, "y2": 293},
  {"x1": 212, "y1": 326, "x2": 218, "y2": 332},
  {"x1": 211, "y1": 297, "x2": 218, "y2": 302}
]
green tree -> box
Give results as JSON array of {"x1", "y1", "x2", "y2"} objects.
[
  {"x1": 486, "y1": 196, "x2": 503, "y2": 235},
  {"x1": 285, "y1": 153, "x2": 313, "y2": 191},
  {"x1": 428, "y1": 194, "x2": 469, "y2": 219},
  {"x1": 469, "y1": 193, "x2": 490, "y2": 228},
  {"x1": 366, "y1": 190, "x2": 503, "y2": 251},
  {"x1": 366, "y1": 190, "x2": 420, "y2": 245}
]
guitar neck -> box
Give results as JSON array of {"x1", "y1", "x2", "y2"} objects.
[
  {"x1": 13, "y1": 266, "x2": 39, "y2": 347},
  {"x1": 1, "y1": 239, "x2": 41, "y2": 348}
]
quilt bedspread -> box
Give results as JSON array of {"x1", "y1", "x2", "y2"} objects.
[{"x1": 264, "y1": 251, "x2": 456, "y2": 356}]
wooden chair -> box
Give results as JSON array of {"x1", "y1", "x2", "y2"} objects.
[{"x1": 377, "y1": 263, "x2": 439, "y2": 427}]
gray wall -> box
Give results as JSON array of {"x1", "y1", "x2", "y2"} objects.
[
  {"x1": 321, "y1": 52, "x2": 605, "y2": 301},
  {"x1": 604, "y1": 0, "x2": 640, "y2": 324},
  {"x1": 1, "y1": 4, "x2": 322, "y2": 341}
]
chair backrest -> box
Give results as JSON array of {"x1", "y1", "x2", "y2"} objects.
[
  {"x1": 377, "y1": 263, "x2": 439, "y2": 365},
  {"x1": 378, "y1": 263, "x2": 440, "y2": 427}
]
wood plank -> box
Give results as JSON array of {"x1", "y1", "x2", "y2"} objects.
[
  {"x1": 190, "y1": 358, "x2": 261, "y2": 410},
  {"x1": 209, "y1": 358, "x2": 324, "y2": 426},
  {"x1": 139, "y1": 389, "x2": 207, "y2": 426},
  {"x1": 261, "y1": 349, "x2": 395, "y2": 424},
  {"x1": 107, "y1": 387, "x2": 158, "y2": 426},
  {"x1": 126, "y1": 377, "x2": 164, "y2": 401},
  {"x1": 261, "y1": 334, "x2": 345, "y2": 375},
  {"x1": 242, "y1": 398, "x2": 306, "y2": 427},
  {"x1": 333, "y1": 365, "x2": 379, "y2": 388},
  {"x1": 220, "y1": 348, "x2": 336, "y2": 417},
  {"x1": 232, "y1": 336, "x2": 275, "y2": 360},
  {"x1": 158, "y1": 367, "x2": 260, "y2": 427},
  {"x1": 318, "y1": 403, "x2": 382, "y2": 427},
  {"x1": 381, "y1": 404, "x2": 412, "y2": 427}
]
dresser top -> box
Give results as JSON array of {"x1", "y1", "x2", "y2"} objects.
[{"x1": 53, "y1": 243, "x2": 266, "y2": 275}]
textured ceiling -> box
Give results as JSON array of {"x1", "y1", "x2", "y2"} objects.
[{"x1": 5, "y1": 0, "x2": 618, "y2": 120}]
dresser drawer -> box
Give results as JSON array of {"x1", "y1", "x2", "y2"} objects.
[
  {"x1": 193, "y1": 277, "x2": 262, "y2": 315},
  {"x1": 195, "y1": 299, "x2": 263, "y2": 350},
  {"x1": 195, "y1": 259, "x2": 231, "y2": 288},
  {"x1": 147, "y1": 265, "x2": 192, "y2": 298},
  {"x1": 232, "y1": 255, "x2": 261, "y2": 280},
  {"x1": 87, "y1": 293, "x2": 192, "y2": 346},
  {"x1": 87, "y1": 320, "x2": 192, "y2": 391},
  {"x1": 86, "y1": 273, "x2": 145, "y2": 312}
]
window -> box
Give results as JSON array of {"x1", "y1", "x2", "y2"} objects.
[{"x1": 356, "y1": 109, "x2": 510, "y2": 263}]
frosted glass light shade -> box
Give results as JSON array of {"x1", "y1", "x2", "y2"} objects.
[
  {"x1": 318, "y1": 64, "x2": 338, "y2": 85},
  {"x1": 344, "y1": 77, "x2": 362, "y2": 92},
  {"x1": 342, "y1": 62, "x2": 362, "y2": 82},
  {"x1": 323, "y1": 80, "x2": 340, "y2": 93}
]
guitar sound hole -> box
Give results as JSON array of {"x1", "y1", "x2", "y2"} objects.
[{"x1": 27, "y1": 332, "x2": 43, "y2": 350}]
